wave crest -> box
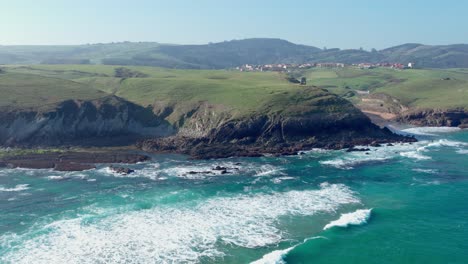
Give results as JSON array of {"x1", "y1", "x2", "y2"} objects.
[
  {"x1": 1, "y1": 184, "x2": 358, "y2": 264},
  {"x1": 323, "y1": 208, "x2": 372, "y2": 230},
  {"x1": 0, "y1": 184, "x2": 30, "y2": 192}
]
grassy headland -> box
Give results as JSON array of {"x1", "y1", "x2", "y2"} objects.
[
  {"x1": 300, "y1": 67, "x2": 468, "y2": 110},
  {"x1": 2, "y1": 65, "x2": 340, "y2": 119},
  {"x1": 0, "y1": 64, "x2": 429, "y2": 160}
]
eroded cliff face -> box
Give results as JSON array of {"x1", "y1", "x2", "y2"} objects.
[
  {"x1": 395, "y1": 109, "x2": 468, "y2": 128},
  {"x1": 0, "y1": 96, "x2": 174, "y2": 146},
  {"x1": 0, "y1": 88, "x2": 414, "y2": 157},
  {"x1": 356, "y1": 93, "x2": 468, "y2": 128},
  {"x1": 140, "y1": 91, "x2": 412, "y2": 158}
]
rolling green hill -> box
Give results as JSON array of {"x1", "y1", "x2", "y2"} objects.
[
  {"x1": 300, "y1": 67, "x2": 468, "y2": 110},
  {"x1": 1, "y1": 65, "x2": 340, "y2": 119},
  {"x1": 2, "y1": 39, "x2": 468, "y2": 69},
  {"x1": 2, "y1": 64, "x2": 395, "y2": 154},
  {"x1": 3, "y1": 64, "x2": 467, "y2": 116},
  {"x1": 0, "y1": 71, "x2": 107, "y2": 110},
  {"x1": 2, "y1": 64, "x2": 462, "y2": 156}
]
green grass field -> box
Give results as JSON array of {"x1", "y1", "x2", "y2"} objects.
[
  {"x1": 302, "y1": 67, "x2": 468, "y2": 110},
  {"x1": 1, "y1": 65, "x2": 314, "y2": 117},
  {"x1": 0, "y1": 71, "x2": 107, "y2": 110},
  {"x1": 1, "y1": 65, "x2": 467, "y2": 117}
]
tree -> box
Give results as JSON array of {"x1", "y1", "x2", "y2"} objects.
[
  {"x1": 300, "y1": 77, "x2": 307, "y2": 85},
  {"x1": 286, "y1": 77, "x2": 300, "y2": 84},
  {"x1": 371, "y1": 48, "x2": 377, "y2": 53}
]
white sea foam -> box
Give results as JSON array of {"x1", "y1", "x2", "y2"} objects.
[
  {"x1": 401, "y1": 127, "x2": 461, "y2": 136},
  {"x1": 457, "y1": 149, "x2": 468, "y2": 154},
  {"x1": 412, "y1": 168, "x2": 438, "y2": 174},
  {"x1": 320, "y1": 156, "x2": 389, "y2": 169},
  {"x1": 320, "y1": 142, "x2": 423, "y2": 169},
  {"x1": 254, "y1": 165, "x2": 286, "y2": 177},
  {"x1": 426, "y1": 139, "x2": 468, "y2": 148},
  {"x1": 47, "y1": 172, "x2": 88, "y2": 181},
  {"x1": 98, "y1": 164, "x2": 161, "y2": 181},
  {"x1": 399, "y1": 151, "x2": 431, "y2": 160},
  {"x1": 0, "y1": 184, "x2": 30, "y2": 192},
  {"x1": 323, "y1": 208, "x2": 372, "y2": 230},
  {"x1": 251, "y1": 236, "x2": 326, "y2": 264},
  {"x1": 0, "y1": 168, "x2": 42, "y2": 178},
  {"x1": 98, "y1": 161, "x2": 285, "y2": 180},
  {"x1": 251, "y1": 246, "x2": 295, "y2": 264},
  {"x1": 271, "y1": 176, "x2": 296, "y2": 184},
  {"x1": 320, "y1": 138, "x2": 468, "y2": 169},
  {"x1": 0, "y1": 183, "x2": 358, "y2": 264},
  {"x1": 47, "y1": 176, "x2": 66, "y2": 180}
]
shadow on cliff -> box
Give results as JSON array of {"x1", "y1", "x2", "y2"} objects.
[{"x1": 0, "y1": 96, "x2": 175, "y2": 147}]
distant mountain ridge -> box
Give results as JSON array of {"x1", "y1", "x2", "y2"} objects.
[{"x1": 1, "y1": 38, "x2": 468, "y2": 68}]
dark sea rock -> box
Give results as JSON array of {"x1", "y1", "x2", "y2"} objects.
[
  {"x1": 187, "y1": 171, "x2": 212, "y2": 175},
  {"x1": 139, "y1": 115, "x2": 416, "y2": 159},
  {"x1": 346, "y1": 147, "x2": 371, "y2": 152},
  {"x1": 110, "y1": 166, "x2": 135, "y2": 175},
  {"x1": 0, "y1": 151, "x2": 150, "y2": 171},
  {"x1": 55, "y1": 162, "x2": 95, "y2": 171}
]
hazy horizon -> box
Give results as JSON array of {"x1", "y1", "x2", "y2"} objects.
[
  {"x1": 1, "y1": 38, "x2": 467, "y2": 51},
  {"x1": 1, "y1": 0, "x2": 467, "y2": 49}
]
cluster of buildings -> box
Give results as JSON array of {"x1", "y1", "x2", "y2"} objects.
[
  {"x1": 354, "y1": 62, "x2": 415, "y2": 69},
  {"x1": 236, "y1": 63, "x2": 312, "y2": 72},
  {"x1": 236, "y1": 63, "x2": 347, "y2": 72},
  {"x1": 236, "y1": 62, "x2": 415, "y2": 72}
]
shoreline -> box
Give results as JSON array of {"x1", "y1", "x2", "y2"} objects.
[
  {"x1": 0, "y1": 134, "x2": 417, "y2": 171},
  {"x1": 0, "y1": 149, "x2": 150, "y2": 171}
]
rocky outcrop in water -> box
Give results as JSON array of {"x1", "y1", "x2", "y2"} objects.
[
  {"x1": 139, "y1": 112, "x2": 414, "y2": 159},
  {"x1": 0, "y1": 151, "x2": 150, "y2": 171}
]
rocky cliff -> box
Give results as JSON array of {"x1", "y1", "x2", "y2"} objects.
[
  {"x1": 0, "y1": 96, "x2": 174, "y2": 146},
  {"x1": 395, "y1": 109, "x2": 468, "y2": 128},
  {"x1": 0, "y1": 87, "x2": 414, "y2": 158},
  {"x1": 139, "y1": 89, "x2": 414, "y2": 158}
]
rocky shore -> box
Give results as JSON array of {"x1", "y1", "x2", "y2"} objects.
[
  {"x1": 0, "y1": 151, "x2": 150, "y2": 171},
  {"x1": 395, "y1": 109, "x2": 468, "y2": 128},
  {"x1": 139, "y1": 114, "x2": 416, "y2": 159},
  {"x1": 0, "y1": 89, "x2": 417, "y2": 165}
]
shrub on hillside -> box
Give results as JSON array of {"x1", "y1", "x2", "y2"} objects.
[{"x1": 114, "y1": 67, "x2": 148, "y2": 78}]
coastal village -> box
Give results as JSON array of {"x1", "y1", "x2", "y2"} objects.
[{"x1": 236, "y1": 62, "x2": 415, "y2": 72}]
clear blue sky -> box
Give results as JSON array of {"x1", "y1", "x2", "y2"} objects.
[{"x1": 1, "y1": 0, "x2": 467, "y2": 49}]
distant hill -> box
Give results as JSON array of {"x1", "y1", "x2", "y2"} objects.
[
  {"x1": 1, "y1": 39, "x2": 468, "y2": 68},
  {"x1": 380, "y1": 43, "x2": 468, "y2": 68},
  {"x1": 154, "y1": 38, "x2": 322, "y2": 69}
]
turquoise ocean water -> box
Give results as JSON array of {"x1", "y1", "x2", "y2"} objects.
[{"x1": 0, "y1": 127, "x2": 467, "y2": 263}]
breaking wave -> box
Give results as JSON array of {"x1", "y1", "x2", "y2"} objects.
[
  {"x1": 251, "y1": 236, "x2": 327, "y2": 264},
  {"x1": 320, "y1": 138, "x2": 467, "y2": 169},
  {"x1": 401, "y1": 127, "x2": 461, "y2": 136},
  {"x1": 97, "y1": 160, "x2": 286, "y2": 180},
  {"x1": 0, "y1": 184, "x2": 30, "y2": 192},
  {"x1": 323, "y1": 208, "x2": 372, "y2": 230},
  {"x1": 0, "y1": 183, "x2": 358, "y2": 264},
  {"x1": 251, "y1": 246, "x2": 295, "y2": 264}
]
